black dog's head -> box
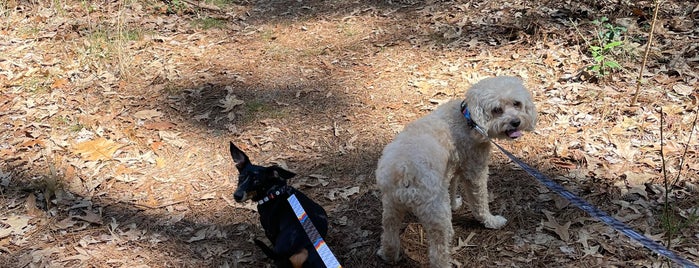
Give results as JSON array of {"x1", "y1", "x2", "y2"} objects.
[{"x1": 230, "y1": 142, "x2": 296, "y2": 203}]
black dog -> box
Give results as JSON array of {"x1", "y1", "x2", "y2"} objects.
[{"x1": 230, "y1": 141, "x2": 330, "y2": 268}]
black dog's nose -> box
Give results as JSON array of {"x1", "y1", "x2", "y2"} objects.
[
  {"x1": 233, "y1": 191, "x2": 244, "y2": 202},
  {"x1": 510, "y1": 119, "x2": 521, "y2": 128}
]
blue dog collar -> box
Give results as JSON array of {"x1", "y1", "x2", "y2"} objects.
[{"x1": 460, "y1": 100, "x2": 488, "y2": 137}]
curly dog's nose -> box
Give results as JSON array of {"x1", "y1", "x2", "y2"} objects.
[{"x1": 510, "y1": 119, "x2": 521, "y2": 128}]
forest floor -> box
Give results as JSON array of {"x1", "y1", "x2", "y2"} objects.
[{"x1": 1, "y1": 0, "x2": 698, "y2": 267}]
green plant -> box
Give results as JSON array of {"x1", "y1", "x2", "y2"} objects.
[
  {"x1": 166, "y1": 0, "x2": 187, "y2": 14},
  {"x1": 587, "y1": 17, "x2": 626, "y2": 77},
  {"x1": 239, "y1": 100, "x2": 285, "y2": 123},
  {"x1": 204, "y1": 0, "x2": 242, "y2": 7},
  {"x1": 192, "y1": 16, "x2": 226, "y2": 30}
]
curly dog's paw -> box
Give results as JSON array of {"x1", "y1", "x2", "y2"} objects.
[
  {"x1": 377, "y1": 247, "x2": 400, "y2": 264},
  {"x1": 451, "y1": 195, "x2": 463, "y2": 211},
  {"x1": 482, "y1": 215, "x2": 507, "y2": 229}
]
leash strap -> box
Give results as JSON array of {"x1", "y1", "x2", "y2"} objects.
[
  {"x1": 287, "y1": 194, "x2": 343, "y2": 268},
  {"x1": 490, "y1": 141, "x2": 698, "y2": 268},
  {"x1": 460, "y1": 103, "x2": 696, "y2": 266}
]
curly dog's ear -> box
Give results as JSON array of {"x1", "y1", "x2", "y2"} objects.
[
  {"x1": 465, "y1": 91, "x2": 489, "y2": 127},
  {"x1": 524, "y1": 100, "x2": 537, "y2": 131}
]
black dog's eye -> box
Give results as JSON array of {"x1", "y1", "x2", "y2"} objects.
[
  {"x1": 513, "y1": 101, "x2": 521, "y2": 108},
  {"x1": 492, "y1": 107, "x2": 503, "y2": 115}
]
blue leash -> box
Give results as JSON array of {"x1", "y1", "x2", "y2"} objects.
[
  {"x1": 287, "y1": 194, "x2": 342, "y2": 268},
  {"x1": 462, "y1": 105, "x2": 698, "y2": 267},
  {"x1": 491, "y1": 141, "x2": 697, "y2": 267}
]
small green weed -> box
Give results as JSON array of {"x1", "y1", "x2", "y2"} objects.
[
  {"x1": 192, "y1": 17, "x2": 226, "y2": 30},
  {"x1": 204, "y1": 0, "x2": 243, "y2": 7},
  {"x1": 166, "y1": 0, "x2": 187, "y2": 14},
  {"x1": 239, "y1": 100, "x2": 285, "y2": 123},
  {"x1": 588, "y1": 17, "x2": 626, "y2": 77},
  {"x1": 120, "y1": 29, "x2": 142, "y2": 41},
  {"x1": 69, "y1": 123, "x2": 84, "y2": 132},
  {"x1": 22, "y1": 77, "x2": 51, "y2": 94}
]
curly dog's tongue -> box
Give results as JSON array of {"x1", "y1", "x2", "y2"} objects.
[{"x1": 507, "y1": 130, "x2": 522, "y2": 138}]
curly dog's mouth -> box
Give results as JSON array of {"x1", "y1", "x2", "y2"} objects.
[{"x1": 505, "y1": 129, "x2": 522, "y2": 139}]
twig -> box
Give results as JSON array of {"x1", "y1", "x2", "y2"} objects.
[
  {"x1": 659, "y1": 105, "x2": 698, "y2": 259},
  {"x1": 672, "y1": 108, "x2": 699, "y2": 186},
  {"x1": 631, "y1": 0, "x2": 662, "y2": 106},
  {"x1": 659, "y1": 107, "x2": 673, "y2": 251}
]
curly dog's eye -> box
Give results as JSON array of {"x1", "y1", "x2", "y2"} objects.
[
  {"x1": 513, "y1": 101, "x2": 521, "y2": 108},
  {"x1": 491, "y1": 107, "x2": 503, "y2": 115}
]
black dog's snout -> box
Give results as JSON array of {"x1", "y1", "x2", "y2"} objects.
[
  {"x1": 233, "y1": 191, "x2": 244, "y2": 202},
  {"x1": 510, "y1": 118, "x2": 521, "y2": 128}
]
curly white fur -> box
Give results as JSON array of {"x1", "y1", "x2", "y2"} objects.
[{"x1": 376, "y1": 76, "x2": 536, "y2": 267}]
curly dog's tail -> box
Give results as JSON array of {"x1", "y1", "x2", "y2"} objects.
[{"x1": 383, "y1": 164, "x2": 430, "y2": 206}]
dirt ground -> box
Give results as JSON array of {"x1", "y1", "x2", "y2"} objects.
[{"x1": 1, "y1": 0, "x2": 698, "y2": 267}]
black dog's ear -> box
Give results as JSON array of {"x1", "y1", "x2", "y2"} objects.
[
  {"x1": 270, "y1": 166, "x2": 296, "y2": 180},
  {"x1": 229, "y1": 142, "x2": 249, "y2": 170}
]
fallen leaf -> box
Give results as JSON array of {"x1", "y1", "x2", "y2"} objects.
[
  {"x1": 72, "y1": 137, "x2": 121, "y2": 161},
  {"x1": 73, "y1": 210, "x2": 103, "y2": 225},
  {"x1": 25, "y1": 193, "x2": 43, "y2": 217},
  {"x1": 199, "y1": 192, "x2": 217, "y2": 200},
  {"x1": 187, "y1": 228, "x2": 208, "y2": 243},
  {"x1": 20, "y1": 139, "x2": 45, "y2": 148},
  {"x1": 51, "y1": 78, "x2": 68, "y2": 89},
  {"x1": 673, "y1": 84, "x2": 693, "y2": 96},
  {"x1": 325, "y1": 186, "x2": 360, "y2": 201},
  {"x1": 623, "y1": 171, "x2": 655, "y2": 186},
  {"x1": 219, "y1": 94, "x2": 244, "y2": 112},
  {"x1": 115, "y1": 165, "x2": 136, "y2": 176},
  {"x1": 542, "y1": 210, "x2": 571, "y2": 242},
  {"x1": 0, "y1": 215, "x2": 33, "y2": 239},
  {"x1": 134, "y1": 109, "x2": 163, "y2": 120},
  {"x1": 144, "y1": 121, "x2": 176, "y2": 130},
  {"x1": 30, "y1": 248, "x2": 60, "y2": 264},
  {"x1": 158, "y1": 131, "x2": 188, "y2": 148}
]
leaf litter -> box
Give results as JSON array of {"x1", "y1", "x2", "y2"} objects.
[{"x1": 1, "y1": 0, "x2": 698, "y2": 267}]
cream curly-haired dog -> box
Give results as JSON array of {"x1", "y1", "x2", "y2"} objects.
[{"x1": 376, "y1": 76, "x2": 536, "y2": 267}]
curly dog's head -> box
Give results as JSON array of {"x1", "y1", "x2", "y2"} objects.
[{"x1": 465, "y1": 76, "x2": 537, "y2": 140}]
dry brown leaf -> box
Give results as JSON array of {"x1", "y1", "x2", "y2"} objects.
[
  {"x1": 50, "y1": 78, "x2": 68, "y2": 89},
  {"x1": 73, "y1": 210, "x2": 103, "y2": 225},
  {"x1": 19, "y1": 139, "x2": 45, "y2": 148},
  {"x1": 0, "y1": 215, "x2": 33, "y2": 239},
  {"x1": 219, "y1": 94, "x2": 244, "y2": 112},
  {"x1": 53, "y1": 217, "x2": 78, "y2": 230},
  {"x1": 187, "y1": 227, "x2": 208, "y2": 243},
  {"x1": 673, "y1": 84, "x2": 693, "y2": 96},
  {"x1": 72, "y1": 137, "x2": 121, "y2": 161},
  {"x1": 144, "y1": 121, "x2": 176, "y2": 130},
  {"x1": 115, "y1": 165, "x2": 136, "y2": 176},
  {"x1": 325, "y1": 186, "x2": 360, "y2": 201},
  {"x1": 542, "y1": 210, "x2": 571, "y2": 242},
  {"x1": 25, "y1": 193, "x2": 43, "y2": 217},
  {"x1": 158, "y1": 131, "x2": 188, "y2": 148},
  {"x1": 133, "y1": 109, "x2": 163, "y2": 120}
]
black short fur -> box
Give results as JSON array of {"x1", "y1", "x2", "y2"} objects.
[{"x1": 230, "y1": 142, "x2": 329, "y2": 268}]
